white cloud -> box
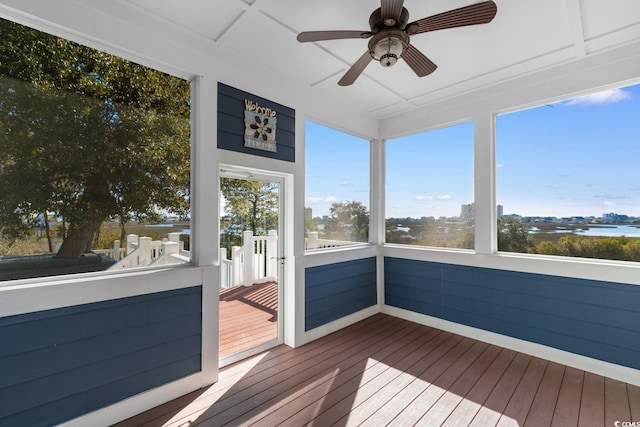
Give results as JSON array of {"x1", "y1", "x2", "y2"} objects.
[
  {"x1": 594, "y1": 194, "x2": 630, "y2": 200},
  {"x1": 437, "y1": 194, "x2": 452, "y2": 200},
  {"x1": 496, "y1": 163, "x2": 505, "y2": 169},
  {"x1": 306, "y1": 196, "x2": 337, "y2": 204},
  {"x1": 566, "y1": 88, "x2": 631, "y2": 106},
  {"x1": 415, "y1": 195, "x2": 433, "y2": 201},
  {"x1": 340, "y1": 181, "x2": 350, "y2": 186}
]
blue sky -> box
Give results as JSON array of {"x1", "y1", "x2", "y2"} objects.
[
  {"x1": 305, "y1": 82, "x2": 640, "y2": 219},
  {"x1": 497, "y1": 83, "x2": 640, "y2": 218}
]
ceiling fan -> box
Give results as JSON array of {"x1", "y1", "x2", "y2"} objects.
[{"x1": 296, "y1": 0, "x2": 497, "y2": 86}]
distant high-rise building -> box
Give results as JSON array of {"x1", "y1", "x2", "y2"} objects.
[
  {"x1": 461, "y1": 202, "x2": 504, "y2": 221},
  {"x1": 305, "y1": 207, "x2": 312, "y2": 222},
  {"x1": 461, "y1": 203, "x2": 474, "y2": 221}
]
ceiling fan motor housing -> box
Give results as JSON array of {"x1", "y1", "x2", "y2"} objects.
[{"x1": 369, "y1": 7, "x2": 410, "y2": 32}]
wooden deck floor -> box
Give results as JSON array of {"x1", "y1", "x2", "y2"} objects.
[
  {"x1": 219, "y1": 281, "x2": 278, "y2": 358},
  {"x1": 116, "y1": 313, "x2": 640, "y2": 427}
]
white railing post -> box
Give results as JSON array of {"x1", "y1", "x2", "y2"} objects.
[
  {"x1": 242, "y1": 230, "x2": 253, "y2": 286},
  {"x1": 231, "y1": 245, "x2": 242, "y2": 286},
  {"x1": 266, "y1": 230, "x2": 278, "y2": 280},
  {"x1": 126, "y1": 234, "x2": 139, "y2": 255},
  {"x1": 306, "y1": 231, "x2": 318, "y2": 250},
  {"x1": 138, "y1": 236, "x2": 153, "y2": 266},
  {"x1": 113, "y1": 240, "x2": 121, "y2": 260},
  {"x1": 161, "y1": 240, "x2": 179, "y2": 260},
  {"x1": 220, "y1": 248, "x2": 229, "y2": 289}
]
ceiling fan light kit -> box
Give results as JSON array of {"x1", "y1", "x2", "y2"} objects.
[
  {"x1": 370, "y1": 30, "x2": 409, "y2": 68},
  {"x1": 297, "y1": 0, "x2": 497, "y2": 86}
]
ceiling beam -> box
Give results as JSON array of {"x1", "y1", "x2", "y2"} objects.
[{"x1": 566, "y1": 0, "x2": 587, "y2": 58}]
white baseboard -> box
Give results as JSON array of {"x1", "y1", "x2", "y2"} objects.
[
  {"x1": 382, "y1": 304, "x2": 640, "y2": 387},
  {"x1": 300, "y1": 305, "x2": 381, "y2": 346},
  {"x1": 60, "y1": 371, "x2": 216, "y2": 427}
]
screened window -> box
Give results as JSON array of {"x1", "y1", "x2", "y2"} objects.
[
  {"x1": 386, "y1": 122, "x2": 474, "y2": 249},
  {"x1": 0, "y1": 18, "x2": 191, "y2": 281},
  {"x1": 305, "y1": 121, "x2": 370, "y2": 250},
  {"x1": 496, "y1": 83, "x2": 640, "y2": 262}
]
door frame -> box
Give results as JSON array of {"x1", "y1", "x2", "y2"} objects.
[{"x1": 218, "y1": 165, "x2": 288, "y2": 367}]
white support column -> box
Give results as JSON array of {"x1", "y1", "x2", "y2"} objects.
[
  {"x1": 474, "y1": 113, "x2": 496, "y2": 255},
  {"x1": 371, "y1": 138, "x2": 386, "y2": 310},
  {"x1": 370, "y1": 138, "x2": 385, "y2": 246}
]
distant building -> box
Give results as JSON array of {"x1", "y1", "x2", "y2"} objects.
[
  {"x1": 461, "y1": 203, "x2": 474, "y2": 221},
  {"x1": 305, "y1": 207, "x2": 312, "y2": 222},
  {"x1": 603, "y1": 212, "x2": 628, "y2": 223},
  {"x1": 460, "y1": 203, "x2": 504, "y2": 221}
]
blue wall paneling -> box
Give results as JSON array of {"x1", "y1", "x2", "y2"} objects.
[
  {"x1": 384, "y1": 257, "x2": 640, "y2": 371},
  {"x1": 305, "y1": 257, "x2": 377, "y2": 331},
  {"x1": 0, "y1": 286, "x2": 202, "y2": 427}
]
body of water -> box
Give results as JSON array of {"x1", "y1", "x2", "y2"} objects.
[
  {"x1": 576, "y1": 225, "x2": 640, "y2": 237},
  {"x1": 145, "y1": 224, "x2": 190, "y2": 234},
  {"x1": 531, "y1": 225, "x2": 640, "y2": 237}
]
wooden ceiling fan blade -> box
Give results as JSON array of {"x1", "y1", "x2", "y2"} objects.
[
  {"x1": 403, "y1": 44, "x2": 437, "y2": 77},
  {"x1": 381, "y1": 0, "x2": 405, "y2": 25},
  {"x1": 338, "y1": 51, "x2": 373, "y2": 86},
  {"x1": 407, "y1": 0, "x2": 497, "y2": 35},
  {"x1": 297, "y1": 30, "x2": 371, "y2": 43}
]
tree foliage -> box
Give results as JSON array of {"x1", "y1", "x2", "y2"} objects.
[
  {"x1": 220, "y1": 178, "x2": 279, "y2": 252},
  {"x1": 325, "y1": 201, "x2": 369, "y2": 242},
  {"x1": 535, "y1": 234, "x2": 640, "y2": 262},
  {"x1": 0, "y1": 18, "x2": 190, "y2": 258},
  {"x1": 497, "y1": 217, "x2": 534, "y2": 253}
]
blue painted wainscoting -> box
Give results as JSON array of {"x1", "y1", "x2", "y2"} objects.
[
  {"x1": 0, "y1": 286, "x2": 202, "y2": 427},
  {"x1": 385, "y1": 257, "x2": 640, "y2": 371},
  {"x1": 305, "y1": 257, "x2": 377, "y2": 331}
]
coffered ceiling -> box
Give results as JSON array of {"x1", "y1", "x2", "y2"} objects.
[{"x1": 91, "y1": 1, "x2": 640, "y2": 119}]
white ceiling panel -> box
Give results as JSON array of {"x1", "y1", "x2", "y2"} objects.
[
  {"x1": 580, "y1": 0, "x2": 640, "y2": 53},
  {"x1": 129, "y1": 0, "x2": 247, "y2": 41},
  {"x1": 580, "y1": 0, "x2": 640, "y2": 40},
  {"x1": 216, "y1": 9, "x2": 348, "y2": 86},
  {"x1": 118, "y1": 0, "x2": 639, "y2": 119}
]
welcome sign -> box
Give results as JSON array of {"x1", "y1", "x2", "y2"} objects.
[
  {"x1": 218, "y1": 83, "x2": 294, "y2": 162},
  {"x1": 244, "y1": 99, "x2": 277, "y2": 153}
]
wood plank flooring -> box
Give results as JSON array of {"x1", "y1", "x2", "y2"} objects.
[
  {"x1": 116, "y1": 313, "x2": 639, "y2": 427},
  {"x1": 219, "y1": 281, "x2": 278, "y2": 358}
]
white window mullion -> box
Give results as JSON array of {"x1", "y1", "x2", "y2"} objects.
[{"x1": 474, "y1": 113, "x2": 496, "y2": 255}]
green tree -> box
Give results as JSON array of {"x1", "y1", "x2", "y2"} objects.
[
  {"x1": 220, "y1": 178, "x2": 279, "y2": 252},
  {"x1": 325, "y1": 201, "x2": 369, "y2": 242},
  {"x1": 0, "y1": 18, "x2": 190, "y2": 258},
  {"x1": 497, "y1": 217, "x2": 534, "y2": 253}
]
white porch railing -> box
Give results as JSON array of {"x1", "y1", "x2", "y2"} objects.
[
  {"x1": 106, "y1": 232, "x2": 190, "y2": 270},
  {"x1": 220, "y1": 230, "x2": 278, "y2": 289},
  {"x1": 304, "y1": 231, "x2": 358, "y2": 250}
]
